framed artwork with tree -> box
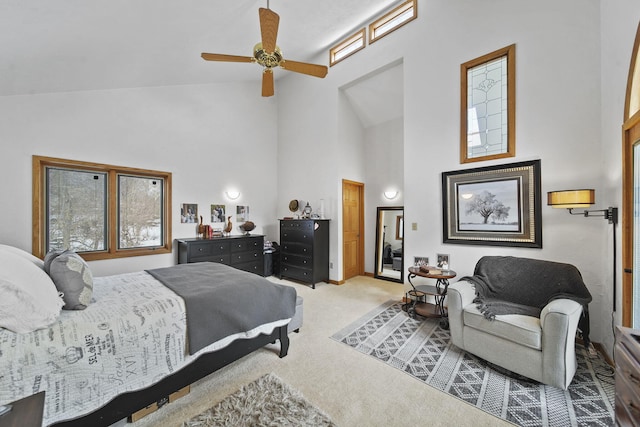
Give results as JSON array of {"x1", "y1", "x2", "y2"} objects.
[{"x1": 441, "y1": 159, "x2": 541, "y2": 248}]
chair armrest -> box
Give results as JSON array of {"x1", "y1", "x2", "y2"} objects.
[
  {"x1": 539, "y1": 298, "x2": 583, "y2": 389},
  {"x1": 448, "y1": 280, "x2": 476, "y2": 307},
  {"x1": 540, "y1": 299, "x2": 582, "y2": 329},
  {"x1": 447, "y1": 280, "x2": 476, "y2": 349}
]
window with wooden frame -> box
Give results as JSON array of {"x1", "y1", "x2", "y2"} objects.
[
  {"x1": 32, "y1": 156, "x2": 172, "y2": 261},
  {"x1": 369, "y1": 0, "x2": 417, "y2": 44},
  {"x1": 329, "y1": 29, "x2": 366, "y2": 67}
]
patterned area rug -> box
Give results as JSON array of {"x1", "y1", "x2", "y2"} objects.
[
  {"x1": 331, "y1": 301, "x2": 615, "y2": 427},
  {"x1": 182, "y1": 373, "x2": 335, "y2": 427}
]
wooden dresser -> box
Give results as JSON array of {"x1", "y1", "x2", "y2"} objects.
[
  {"x1": 615, "y1": 325, "x2": 640, "y2": 426},
  {"x1": 279, "y1": 219, "x2": 329, "y2": 289},
  {"x1": 177, "y1": 235, "x2": 264, "y2": 276}
]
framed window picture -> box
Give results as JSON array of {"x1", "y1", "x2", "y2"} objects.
[
  {"x1": 461, "y1": 44, "x2": 516, "y2": 163},
  {"x1": 441, "y1": 159, "x2": 542, "y2": 248}
]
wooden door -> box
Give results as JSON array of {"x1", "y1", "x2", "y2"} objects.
[
  {"x1": 342, "y1": 180, "x2": 364, "y2": 281},
  {"x1": 622, "y1": 20, "x2": 640, "y2": 327}
]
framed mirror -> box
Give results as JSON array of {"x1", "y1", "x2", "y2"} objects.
[
  {"x1": 374, "y1": 206, "x2": 404, "y2": 283},
  {"x1": 460, "y1": 44, "x2": 516, "y2": 163}
]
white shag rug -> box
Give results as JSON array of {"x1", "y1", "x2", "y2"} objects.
[{"x1": 182, "y1": 373, "x2": 336, "y2": 427}]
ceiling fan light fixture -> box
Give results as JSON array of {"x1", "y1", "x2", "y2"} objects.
[{"x1": 253, "y1": 43, "x2": 283, "y2": 68}]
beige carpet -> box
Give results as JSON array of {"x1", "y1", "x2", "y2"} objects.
[{"x1": 132, "y1": 276, "x2": 512, "y2": 427}]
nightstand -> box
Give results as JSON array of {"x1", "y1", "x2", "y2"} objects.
[{"x1": 0, "y1": 392, "x2": 45, "y2": 427}]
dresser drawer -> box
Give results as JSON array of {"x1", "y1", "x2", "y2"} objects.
[
  {"x1": 188, "y1": 241, "x2": 230, "y2": 258},
  {"x1": 231, "y1": 250, "x2": 263, "y2": 265},
  {"x1": 616, "y1": 370, "x2": 640, "y2": 426},
  {"x1": 281, "y1": 220, "x2": 314, "y2": 231},
  {"x1": 280, "y1": 264, "x2": 313, "y2": 282},
  {"x1": 230, "y1": 237, "x2": 262, "y2": 253},
  {"x1": 281, "y1": 228, "x2": 313, "y2": 242},
  {"x1": 619, "y1": 329, "x2": 640, "y2": 361},
  {"x1": 281, "y1": 253, "x2": 312, "y2": 268},
  {"x1": 617, "y1": 343, "x2": 640, "y2": 393},
  {"x1": 281, "y1": 242, "x2": 312, "y2": 257},
  {"x1": 234, "y1": 260, "x2": 264, "y2": 275},
  {"x1": 190, "y1": 254, "x2": 231, "y2": 264}
]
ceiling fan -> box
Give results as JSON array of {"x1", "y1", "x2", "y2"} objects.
[{"x1": 201, "y1": 3, "x2": 328, "y2": 97}]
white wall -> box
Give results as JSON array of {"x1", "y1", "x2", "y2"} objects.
[
  {"x1": 364, "y1": 117, "x2": 404, "y2": 274},
  {"x1": 0, "y1": 81, "x2": 279, "y2": 276},
  {"x1": 276, "y1": 0, "x2": 634, "y2": 349}
]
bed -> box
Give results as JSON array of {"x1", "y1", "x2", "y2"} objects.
[{"x1": 0, "y1": 245, "x2": 297, "y2": 426}]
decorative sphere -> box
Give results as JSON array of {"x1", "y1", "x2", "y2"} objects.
[{"x1": 240, "y1": 221, "x2": 256, "y2": 233}]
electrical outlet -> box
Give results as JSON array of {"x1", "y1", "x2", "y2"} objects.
[
  {"x1": 330, "y1": 262, "x2": 333, "y2": 269},
  {"x1": 412, "y1": 222, "x2": 418, "y2": 231}
]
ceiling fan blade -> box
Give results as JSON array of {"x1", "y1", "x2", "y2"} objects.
[
  {"x1": 201, "y1": 53, "x2": 254, "y2": 63},
  {"x1": 259, "y1": 7, "x2": 279, "y2": 53},
  {"x1": 280, "y1": 60, "x2": 328, "y2": 78},
  {"x1": 262, "y1": 69, "x2": 274, "y2": 97}
]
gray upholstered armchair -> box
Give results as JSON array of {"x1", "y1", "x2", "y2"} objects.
[{"x1": 447, "y1": 256, "x2": 591, "y2": 390}]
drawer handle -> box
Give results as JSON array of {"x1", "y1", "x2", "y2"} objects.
[
  {"x1": 199, "y1": 248, "x2": 204, "y2": 252},
  {"x1": 254, "y1": 253, "x2": 258, "y2": 257},
  {"x1": 628, "y1": 372, "x2": 640, "y2": 386}
]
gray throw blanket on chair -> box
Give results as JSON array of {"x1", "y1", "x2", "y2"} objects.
[{"x1": 460, "y1": 256, "x2": 593, "y2": 345}]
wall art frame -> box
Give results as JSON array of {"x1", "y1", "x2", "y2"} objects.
[
  {"x1": 461, "y1": 44, "x2": 516, "y2": 164},
  {"x1": 441, "y1": 159, "x2": 542, "y2": 248}
]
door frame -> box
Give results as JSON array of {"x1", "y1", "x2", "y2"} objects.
[{"x1": 622, "y1": 20, "x2": 640, "y2": 326}]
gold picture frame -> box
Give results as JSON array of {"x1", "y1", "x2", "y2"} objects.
[{"x1": 441, "y1": 159, "x2": 542, "y2": 248}]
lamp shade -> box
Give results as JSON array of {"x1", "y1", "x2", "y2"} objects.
[{"x1": 547, "y1": 189, "x2": 595, "y2": 209}]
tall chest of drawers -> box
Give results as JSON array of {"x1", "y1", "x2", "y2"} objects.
[
  {"x1": 279, "y1": 219, "x2": 329, "y2": 289},
  {"x1": 615, "y1": 325, "x2": 640, "y2": 426},
  {"x1": 177, "y1": 235, "x2": 264, "y2": 276}
]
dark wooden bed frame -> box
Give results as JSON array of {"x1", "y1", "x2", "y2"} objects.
[{"x1": 51, "y1": 326, "x2": 290, "y2": 426}]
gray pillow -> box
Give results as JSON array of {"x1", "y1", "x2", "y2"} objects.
[
  {"x1": 48, "y1": 251, "x2": 93, "y2": 310},
  {"x1": 43, "y1": 249, "x2": 65, "y2": 274}
]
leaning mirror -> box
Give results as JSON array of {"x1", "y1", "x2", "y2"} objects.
[
  {"x1": 374, "y1": 206, "x2": 404, "y2": 283},
  {"x1": 461, "y1": 44, "x2": 515, "y2": 163}
]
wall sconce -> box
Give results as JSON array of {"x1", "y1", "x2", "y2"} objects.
[
  {"x1": 225, "y1": 190, "x2": 240, "y2": 200},
  {"x1": 547, "y1": 189, "x2": 617, "y2": 224},
  {"x1": 547, "y1": 188, "x2": 618, "y2": 312},
  {"x1": 384, "y1": 190, "x2": 398, "y2": 200}
]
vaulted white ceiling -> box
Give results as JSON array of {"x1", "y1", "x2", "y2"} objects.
[{"x1": 0, "y1": 0, "x2": 405, "y2": 96}]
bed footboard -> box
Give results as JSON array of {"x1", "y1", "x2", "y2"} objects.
[{"x1": 51, "y1": 325, "x2": 289, "y2": 427}]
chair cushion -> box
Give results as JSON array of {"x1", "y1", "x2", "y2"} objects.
[{"x1": 463, "y1": 304, "x2": 542, "y2": 350}]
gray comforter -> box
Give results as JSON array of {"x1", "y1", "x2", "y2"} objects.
[{"x1": 147, "y1": 262, "x2": 297, "y2": 354}]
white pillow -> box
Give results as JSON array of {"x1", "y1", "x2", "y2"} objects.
[
  {"x1": 0, "y1": 244, "x2": 45, "y2": 270},
  {"x1": 0, "y1": 250, "x2": 64, "y2": 333}
]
